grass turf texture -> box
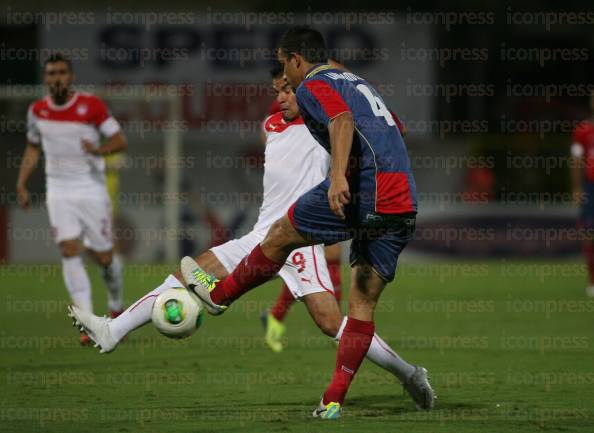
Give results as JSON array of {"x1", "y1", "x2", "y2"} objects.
[{"x1": 1, "y1": 260, "x2": 593, "y2": 432}]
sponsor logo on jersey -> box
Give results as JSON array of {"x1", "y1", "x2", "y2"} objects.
[{"x1": 77, "y1": 103, "x2": 88, "y2": 116}]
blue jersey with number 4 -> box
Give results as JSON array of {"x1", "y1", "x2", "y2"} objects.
[{"x1": 296, "y1": 64, "x2": 417, "y2": 214}]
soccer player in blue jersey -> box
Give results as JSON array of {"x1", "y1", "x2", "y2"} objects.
[{"x1": 181, "y1": 26, "x2": 431, "y2": 419}]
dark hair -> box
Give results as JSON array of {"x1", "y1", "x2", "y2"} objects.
[
  {"x1": 269, "y1": 62, "x2": 284, "y2": 79},
  {"x1": 44, "y1": 53, "x2": 72, "y2": 71},
  {"x1": 277, "y1": 26, "x2": 328, "y2": 63}
]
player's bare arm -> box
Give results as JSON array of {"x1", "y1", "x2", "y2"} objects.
[
  {"x1": 82, "y1": 131, "x2": 127, "y2": 156},
  {"x1": 328, "y1": 112, "x2": 354, "y2": 219},
  {"x1": 16, "y1": 142, "x2": 42, "y2": 210}
]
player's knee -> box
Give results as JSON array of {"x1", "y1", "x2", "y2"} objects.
[
  {"x1": 264, "y1": 217, "x2": 302, "y2": 253},
  {"x1": 315, "y1": 314, "x2": 340, "y2": 337},
  {"x1": 94, "y1": 251, "x2": 113, "y2": 267},
  {"x1": 59, "y1": 241, "x2": 82, "y2": 258}
]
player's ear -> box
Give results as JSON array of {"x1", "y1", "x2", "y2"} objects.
[{"x1": 291, "y1": 52, "x2": 300, "y2": 68}]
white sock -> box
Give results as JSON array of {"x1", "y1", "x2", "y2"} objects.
[
  {"x1": 335, "y1": 316, "x2": 415, "y2": 383},
  {"x1": 62, "y1": 256, "x2": 93, "y2": 312},
  {"x1": 102, "y1": 253, "x2": 124, "y2": 312},
  {"x1": 109, "y1": 274, "x2": 183, "y2": 342}
]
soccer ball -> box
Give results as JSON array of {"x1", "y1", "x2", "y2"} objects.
[{"x1": 151, "y1": 287, "x2": 205, "y2": 339}]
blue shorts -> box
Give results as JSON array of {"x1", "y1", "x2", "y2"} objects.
[{"x1": 288, "y1": 178, "x2": 416, "y2": 281}]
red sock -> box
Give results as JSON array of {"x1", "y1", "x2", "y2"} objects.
[
  {"x1": 270, "y1": 283, "x2": 295, "y2": 322},
  {"x1": 210, "y1": 244, "x2": 284, "y2": 305},
  {"x1": 323, "y1": 317, "x2": 374, "y2": 405},
  {"x1": 584, "y1": 242, "x2": 594, "y2": 284},
  {"x1": 327, "y1": 259, "x2": 342, "y2": 303}
]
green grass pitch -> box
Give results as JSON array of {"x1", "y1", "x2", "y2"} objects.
[{"x1": 1, "y1": 260, "x2": 593, "y2": 432}]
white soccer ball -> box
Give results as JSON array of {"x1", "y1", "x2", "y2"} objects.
[{"x1": 151, "y1": 287, "x2": 205, "y2": 339}]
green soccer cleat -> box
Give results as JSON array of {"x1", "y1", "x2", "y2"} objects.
[
  {"x1": 260, "y1": 311, "x2": 286, "y2": 353},
  {"x1": 180, "y1": 256, "x2": 228, "y2": 316},
  {"x1": 312, "y1": 399, "x2": 342, "y2": 419}
]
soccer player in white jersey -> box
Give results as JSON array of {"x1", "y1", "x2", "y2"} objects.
[
  {"x1": 17, "y1": 54, "x2": 128, "y2": 344},
  {"x1": 69, "y1": 64, "x2": 433, "y2": 409}
]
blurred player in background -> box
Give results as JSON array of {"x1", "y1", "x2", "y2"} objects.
[
  {"x1": 17, "y1": 54, "x2": 128, "y2": 343},
  {"x1": 69, "y1": 64, "x2": 432, "y2": 410},
  {"x1": 571, "y1": 92, "x2": 594, "y2": 297}
]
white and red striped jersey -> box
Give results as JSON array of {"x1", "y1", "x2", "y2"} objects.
[
  {"x1": 26, "y1": 92, "x2": 121, "y2": 196},
  {"x1": 252, "y1": 112, "x2": 330, "y2": 233}
]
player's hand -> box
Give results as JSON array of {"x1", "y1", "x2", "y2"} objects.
[
  {"x1": 16, "y1": 184, "x2": 31, "y2": 211},
  {"x1": 328, "y1": 175, "x2": 350, "y2": 220},
  {"x1": 81, "y1": 139, "x2": 99, "y2": 155}
]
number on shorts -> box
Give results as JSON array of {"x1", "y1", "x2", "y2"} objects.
[{"x1": 292, "y1": 252, "x2": 306, "y2": 273}]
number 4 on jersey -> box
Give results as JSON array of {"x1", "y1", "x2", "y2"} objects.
[{"x1": 356, "y1": 84, "x2": 395, "y2": 126}]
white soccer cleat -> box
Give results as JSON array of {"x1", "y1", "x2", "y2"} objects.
[
  {"x1": 586, "y1": 286, "x2": 594, "y2": 298},
  {"x1": 67, "y1": 305, "x2": 118, "y2": 354},
  {"x1": 312, "y1": 399, "x2": 342, "y2": 419},
  {"x1": 180, "y1": 256, "x2": 227, "y2": 316},
  {"x1": 403, "y1": 366, "x2": 436, "y2": 410}
]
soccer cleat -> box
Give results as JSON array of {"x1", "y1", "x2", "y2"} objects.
[
  {"x1": 312, "y1": 399, "x2": 342, "y2": 419},
  {"x1": 403, "y1": 366, "x2": 436, "y2": 410},
  {"x1": 586, "y1": 286, "x2": 594, "y2": 297},
  {"x1": 260, "y1": 311, "x2": 286, "y2": 353},
  {"x1": 180, "y1": 256, "x2": 227, "y2": 316},
  {"x1": 68, "y1": 305, "x2": 118, "y2": 354}
]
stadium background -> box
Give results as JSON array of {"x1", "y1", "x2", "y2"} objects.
[
  {"x1": 1, "y1": 2, "x2": 594, "y2": 432},
  {"x1": 2, "y1": 2, "x2": 592, "y2": 263}
]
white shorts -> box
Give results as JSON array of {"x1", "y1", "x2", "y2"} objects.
[
  {"x1": 210, "y1": 231, "x2": 334, "y2": 300},
  {"x1": 46, "y1": 195, "x2": 113, "y2": 252}
]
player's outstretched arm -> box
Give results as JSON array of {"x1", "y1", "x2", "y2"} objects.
[
  {"x1": 328, "y1": 112, "x2": 354, "y2": 219},
  {"x1": 16, "y1": 143, "x2": 41, "y2": 210},
  {"x1": 82, "y1": 131, "x2": 128, "y2": 156}
]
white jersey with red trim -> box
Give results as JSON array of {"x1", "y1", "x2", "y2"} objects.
[
  {"x1": 26, "y1": 91, "x2": 121, "y2": 196},
  {"x1": 253, "y1": 112, "x2": 330, "y2": 233}
]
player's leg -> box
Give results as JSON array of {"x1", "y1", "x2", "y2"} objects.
[
  {"x1": 48, "y1": 196, "x2": 94, "y2": 314},
  {"x1": 316, "y1": 216, "x2": 433, "y2": 416},
  {"x1": 303, "y1": 291, "x2": 418, "y2": 383},
  {"x1": 583, "y1": 240, "x2": 594, "y2": 296},
  {"x1": 260, "y1": 283, "x2": 293, "y2": 352},
  {"x1": 60, "y1": 238, "x2": 93, "y2": 312},
  {"x1": 579, "y1": 190, "x2": 594, "y2": 296},
  {"x1": 324, "y1": 243, "x2": 343, "y2": 302},
  {"x1": 182, "y1": 214, "x2": 312, "y2": 314},
  {"x1": 87, "y1": 248, "x2": 124, "y2": 316},
  {"x1": 318, "y1": 259, "x2": 385, "y2": 411},
  {"x1": 287, "y1": 246, "x2": 430, "y2": 414},
  {"x1": 107, "y1": 251, "x2": 230, "y2": 348},
  {"x1": 261, "y1": 245, "x2": 314, "y2": 352},
  {"x1": 182, "y1": 179, "x2": 351, "y2": 315},
  {"x1": 70, "y1": 235, "x2": 250, "y2": 353},
  {"x1": 82, "y1": 197, "x2": 124, "y2": 315}
]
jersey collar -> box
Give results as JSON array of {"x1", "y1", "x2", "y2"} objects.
[
  {"x1": 305, "y1": 63, "x2": 333, "y2": 79},
  {"x1": 45, "y1": 91, "x2": 79, "y2": 111}
]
